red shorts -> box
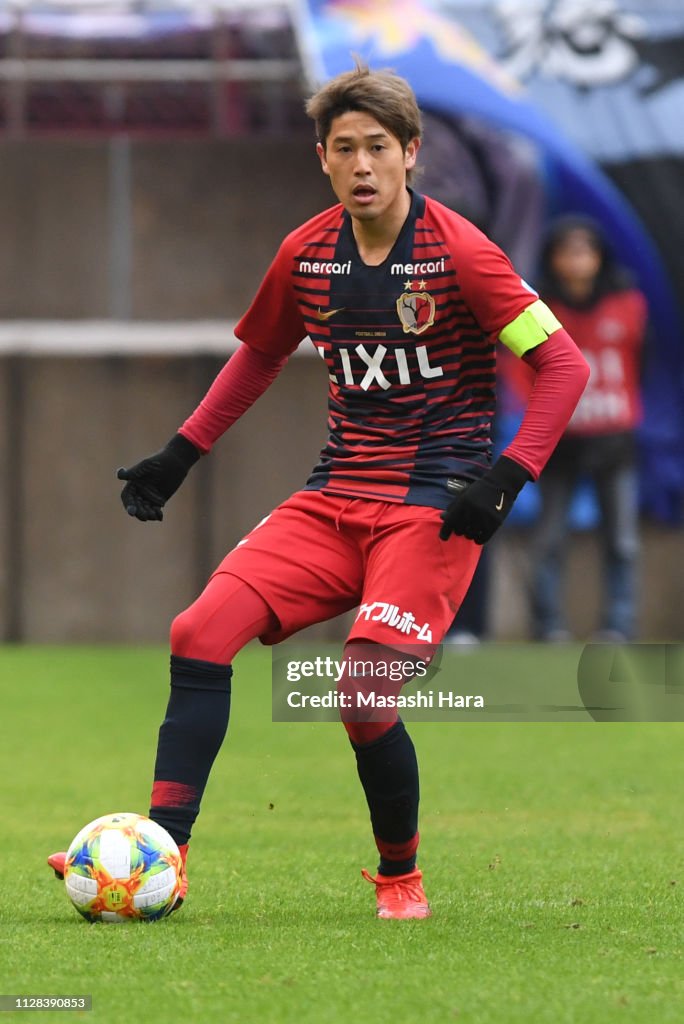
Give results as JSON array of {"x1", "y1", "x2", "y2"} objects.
[{"x1": 214, "y1": 490, "x2": 481, "y2": 647}]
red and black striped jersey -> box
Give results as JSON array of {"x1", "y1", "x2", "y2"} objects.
[{"x1": 235, "y1": 190, "x2": 539, "y2": 509}]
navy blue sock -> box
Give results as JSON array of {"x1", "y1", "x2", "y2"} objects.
[
  {"x1": 150, "y1": 654, "x2": 232, "y2": 846},
  {"x1": 351, "y1": 720, "x2": 420, "y2": 876}
]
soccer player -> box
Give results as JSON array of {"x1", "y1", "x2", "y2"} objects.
[{"x1": 49, "y1": 63, "x2": 589, "y2": 919}]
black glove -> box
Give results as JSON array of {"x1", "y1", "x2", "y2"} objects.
[
  {"x1": 117, "y1": 434, "x2": 200, "y2": 522},
  {"x1": 439, "y1": 456, "x2": 530, "y2": 545}
]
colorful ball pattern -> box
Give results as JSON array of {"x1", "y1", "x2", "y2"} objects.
[{"x1": 64, "y1": 812, "x2": 182, "y2": 922}]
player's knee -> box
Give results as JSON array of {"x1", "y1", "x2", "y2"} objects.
[
  {"x1": 170, "y1": 607, "x2": 196, "y2": 657},
  {"x1": 170, "y1": 606, "x2": 218, "y2": 661},
  {"x1": 337, "y1": 641, "x2": 402, "y2": 745},
  {"x1": 342, "y1": 719, "x2": 396, "y2": 746}
]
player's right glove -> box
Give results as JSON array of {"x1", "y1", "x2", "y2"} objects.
[
  {"x1": 117, "y1": 433, "x2": 200, "y2": 522},
  {"x1": 439, "y1": 456, "x2": 530, "y2": 545}
]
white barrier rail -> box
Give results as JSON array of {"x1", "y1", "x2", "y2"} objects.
[{"x1": 0, "y1": 320, "x2": 316, "y2": 356}]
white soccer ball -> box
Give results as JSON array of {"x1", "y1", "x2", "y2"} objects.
[{"x1": 63, "y1": 812, "x2": 182, "y2": 922}]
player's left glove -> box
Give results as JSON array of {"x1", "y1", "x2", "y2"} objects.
[{"x1": 439, "y1": 456, "x2": 530, "y2": 545}]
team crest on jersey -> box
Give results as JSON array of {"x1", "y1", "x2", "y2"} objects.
[{"x1": 396, "y1": 289, "x2": 436, "y2": 336}]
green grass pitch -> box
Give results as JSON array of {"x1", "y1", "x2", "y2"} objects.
[{"x1": 1, "y1": 645, "x2": 683, "y2": 1023}]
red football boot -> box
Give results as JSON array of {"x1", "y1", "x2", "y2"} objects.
[
  {"x1": 47, "y1": 851, "x2": 66, "y2": 880},
  {"x1": 362, "y1": 867, "x2": 432, "y2": 919}
]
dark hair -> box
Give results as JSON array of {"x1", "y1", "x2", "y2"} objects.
[
  {"x1": 539, "y1": 215, "x2": 633, "y2": 305},
  {"x1": 306, "y1": 60, "x2": 422, "y2": 154}
]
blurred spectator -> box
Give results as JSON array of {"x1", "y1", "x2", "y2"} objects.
[{"x1": 528, "y1": 216, "x2": 648, "y2": 641}]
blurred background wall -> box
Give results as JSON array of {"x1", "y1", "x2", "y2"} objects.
[{"x1": 0, "y1": 139, "x2": 331, "y2": 319}]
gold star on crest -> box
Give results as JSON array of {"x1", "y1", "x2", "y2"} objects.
[
  {"x1": 418, "y1": 279, "x2": 428, "y2": 290},
  {"x1": 403, "y1": 279, "x2": 413, "y2": 290}
]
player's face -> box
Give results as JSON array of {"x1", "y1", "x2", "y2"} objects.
[{"x1": 317, "y1": 111, "x2": 419, "y2": 224}]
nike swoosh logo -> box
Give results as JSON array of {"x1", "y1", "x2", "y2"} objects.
[
  {"x1": 495, "y1": 493, "x2": 505, "y2": 511},
  {"x1": 316, "y1": 306, "x2": 345, "y2": 321}
]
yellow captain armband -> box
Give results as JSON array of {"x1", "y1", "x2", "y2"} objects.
[{"x1": 499, "y1": 300, "x2": 562, "y2": 357}]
